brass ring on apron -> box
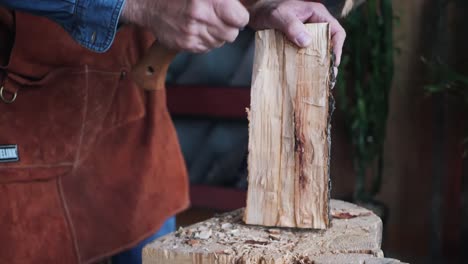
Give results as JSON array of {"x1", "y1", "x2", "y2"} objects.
[{"x1": 0, "y1": 86, "x2": 17, "y2": 104}]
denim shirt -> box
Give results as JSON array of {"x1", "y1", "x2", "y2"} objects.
[{"x1": 0, "y1": 0, "x2": 125, "y2": 53}]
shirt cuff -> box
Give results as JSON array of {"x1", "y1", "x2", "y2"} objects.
[{"x1": 63, "y1": 0, "x2": 126, "y2": 53}]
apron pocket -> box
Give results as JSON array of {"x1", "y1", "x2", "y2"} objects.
[
  {"x1": 0, "y1": 69, "x2": 86, "y2": 168},
  {"x1": 0, "y1": 66, "x2": 145, "y2": 179}
]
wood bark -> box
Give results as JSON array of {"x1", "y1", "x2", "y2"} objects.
[
  {"x1": 143, "y1": 200, "x2": 405, "y2": 264},
  {"x1": 244, "y1": 23, "x2": 333, "y2": 229}
]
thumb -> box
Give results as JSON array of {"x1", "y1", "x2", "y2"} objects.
[{"x1": 279, "y1": 15, "x2": 311, "y2": 47}]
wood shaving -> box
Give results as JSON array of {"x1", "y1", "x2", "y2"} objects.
[
  {"x1": 332, "y1": 211, "x2": 372, "y2": 219},
  {"x1": 269, "y1": 234, "x2": 281, "y2": 240},
  {"x1": 186, "y1": 239, "x2": 200, "y2": 246},
  {"x1": 244, "y1": 240, "x2": 269, "y2": 246},
  {"x1": 195, "y1": 229, "x2": 212, "y2": 240},
  {"x1": 221, "y1": 223, "x2": 233, "y2": 229},
  {"x1": 268, "y1": 229, "x2": 281, "y2": 235}
]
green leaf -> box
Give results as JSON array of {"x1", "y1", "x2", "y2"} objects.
[{"x1": 425, "y1": 84, "x2": 445, "y2": 94}]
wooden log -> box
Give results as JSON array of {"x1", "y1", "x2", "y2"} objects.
[
  {"x1": 143, "y1": 200, "x2": 406, "y2": 263},
  {"x1": 244, "y1": 23, "x2": 333, "y2": 229}
]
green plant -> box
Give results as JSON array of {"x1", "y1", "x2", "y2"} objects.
[
  {"x1": 336, "y1": 0, "x2": 394, "y2": 202},
  {"x1": 423, "y1": 59, "x2": 468, "y2": 104},
  {"x1": 423, "y1": 58, "x2": 468, "y2": 155}
]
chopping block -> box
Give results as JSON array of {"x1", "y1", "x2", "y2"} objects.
[{"x1": 142, "y1": 200, "x2": 405, "y2": 264}]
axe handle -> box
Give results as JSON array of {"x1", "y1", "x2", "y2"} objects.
[{"x1": 131, "y1": 41, "x2": 178, "y2": 91}]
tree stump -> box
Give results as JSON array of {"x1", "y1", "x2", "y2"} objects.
[{"x1": 143, "y1": 200, "x2": 405, "y2": 263}]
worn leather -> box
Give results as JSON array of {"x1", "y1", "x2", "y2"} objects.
[{"x1": 0, "y1": 9, "x2": 189, "y2": 264}]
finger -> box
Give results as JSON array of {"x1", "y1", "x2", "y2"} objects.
[
  {"x1": 207, "y1": 24, "x2": 240, "y2": 43},
  {"x1": 330, "y1": 22, "x2": 346, "y2": 66},
  {"x1": 277, "y1": 12, "x2": 313, "y2": 47},
  {"x1": 189, "y1": 1, "x2": 241, "y2": 42},
  {"x1": 201, "y1": 26, "x2": 227, "y2": 48},
  {"x1": 305, "y1": 18, "x2": 345, "y2": 66},
  {"x1": 304, "y1": 4, "x2": 346, "y2": 66},
  {"x1": 213, "y1": 0, "x2": 249, "y2": 28},
  {"x1": 177, "y1": 35, "x2": 212, "y2": 53},
  {"x1": 188, "y1": 43, "x2": 212, "y2": 53}
]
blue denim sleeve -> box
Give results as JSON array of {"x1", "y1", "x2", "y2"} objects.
[{"x1": 0, "y1": 0, "x2": 126, "y2": 53}]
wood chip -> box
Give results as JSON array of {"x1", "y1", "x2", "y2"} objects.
[
  {"x1": 332, "y1": 211, "x2": 372, "y2": 219},
  {"x1": 244, "y1": 240, "x2": 269, "y2": 246},
  {"x1": 186, "y1": 239, "x2": 200, "y2": 246},
  {"x1": 198, "y1": 225, "x2": 209, "y2": 231},
  {"x1": 195, "y1": 229, "x2": 212, "y2": 240},
  {"x1": 269, "y1": 234, "x2": 281, "y2": 240},
  {"x1": 268, "y1": 229, "x2": 281, "y2": 235},
  {"x1": 221, "y1": 223, "x2": 233, "y2": 229},
  {"x1": 175, "y1": 227, "x2": 184, "y2": 237}
]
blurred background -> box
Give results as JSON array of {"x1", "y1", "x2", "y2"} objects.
[{"x1": 165, "y1": 0, "x2": 468, "y2": 263}]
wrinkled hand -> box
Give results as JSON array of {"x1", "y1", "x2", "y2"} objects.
[
  {"x1": 249, "y1": 0, "x2": 346, "y2": 66},
  {"x1": 121, "y1": 0, "x2": 250, "y2": 53}
]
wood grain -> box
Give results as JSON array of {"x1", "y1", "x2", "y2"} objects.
[
  {"x1": 244, "y1": 23, "x2": 333, "y2": 229},
  {"x1": 143, "y1": 200, "x2": 405, "y2": 264}
]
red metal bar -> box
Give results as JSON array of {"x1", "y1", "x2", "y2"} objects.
[
  {"x1": 166, "y1": 85, "x2": 251, "y2": 119},
  {"x1": 189, "y1": 185, "x2": 247, "y2": 211}
]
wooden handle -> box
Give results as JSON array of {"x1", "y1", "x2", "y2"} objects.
[{"x1": 131, "y1": 41, "x2": 178, "y2": 91}]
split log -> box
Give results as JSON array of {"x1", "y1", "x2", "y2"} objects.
[
  {"x1": 244, "y1": 23, "x2": 334, "y2": 229},
  {"x1": 143, "y1": 200, "x2": 405, "y2": 264}
]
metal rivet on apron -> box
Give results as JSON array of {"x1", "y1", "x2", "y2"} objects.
[
  {"x1": 91, "y1": 32, "x2": 97, "y2": 44},
  {"x1": 0, "y1": 86, "x2": 17, "y2": 104}
]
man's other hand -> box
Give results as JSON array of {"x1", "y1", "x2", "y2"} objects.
[
  {"x1": 249, "y1": 0, "x2": 346, "y2": 67},
  {"x1": 122, "y1": 0, "x2": 249, "y2": 53}
]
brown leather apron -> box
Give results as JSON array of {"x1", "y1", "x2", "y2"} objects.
[{"x1": 0, "y1": 9, "x2": 189, "y2": 264}]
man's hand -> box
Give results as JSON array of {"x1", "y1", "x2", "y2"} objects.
[
  {"x1": 121, "y1": 0, "x2": 249, "y2": 53},
  {"x1": 249, "y1": 0, "x2": 346, "y2": 66}
]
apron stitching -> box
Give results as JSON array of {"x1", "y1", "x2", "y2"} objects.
[
  {"x1": 73, "y1": 65, "x2": 89, "y2": 167},
  {"x1": 57, "y1": 176, "x2": 82, "y2": 264},
  {"x1": 0, "y1": 163, "x2": 73, "y2": 169},
  {"x1": 65, "y1": 64, "x2": 89, "y2": 263}
]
